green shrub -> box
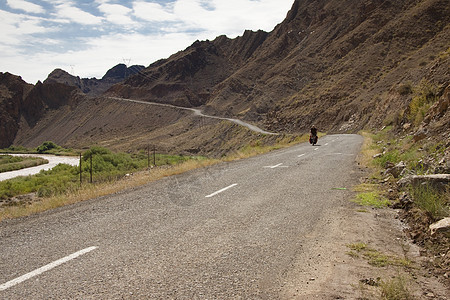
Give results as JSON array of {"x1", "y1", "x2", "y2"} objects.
[
  {"x1": 411, "y1": 184, "x2": 449, "y2": 220},
  {"x1": 352, "y1": 192, "x2": 390, "y2": 208},
  {"x1": 373, "y1": 150, "x2": 401, "y2": 168},
  {"x1": 1, "y1": 145, "x2": 29, "y2": 153},
  {"x1": 36, "y1": 141, "x2": 59, "y2": 154}
]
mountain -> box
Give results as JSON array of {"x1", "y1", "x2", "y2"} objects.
[
  {"x1": 0, "y1": 64, "x2": 145, "y2": 148},
  {"x1": 107, "y1": 0, "x2": 449, "y2": 134},
  {"x1": 0, "y1": 73, "x2": 33, "y2": 148},
  {"x1": 1, "y1": 0, "x2": 449, "y2": 154},
  {"x1": 45, "y1": 64, "x2": 145, "y2": 97}
]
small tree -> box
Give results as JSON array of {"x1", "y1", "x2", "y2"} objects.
[{"x1": 36, "y1": 141, "x2": 58, "y2": 153}]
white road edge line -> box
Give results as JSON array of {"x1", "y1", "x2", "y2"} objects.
[
  {"x1": 0, "y1": 246, "x2": 98, "y2": 291},
  {"x1": 205, "y1": 184, "x2": 238, "y2": 198}
]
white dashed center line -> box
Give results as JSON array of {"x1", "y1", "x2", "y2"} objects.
[
  {"x1": 264, "y1": 163, "x2": 289, "y2": 169},
  {"x1": 0, "y1": 246, "x2": 98, "y2": 291},
  {"x1": 205, "y1": 184, "x2": 238, "y2": 198}
]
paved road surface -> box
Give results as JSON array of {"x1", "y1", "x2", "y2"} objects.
[
  {"x1": 0, "y1": 154, "x2": 80, "y2": 182},
  {"x1": 0, "y1": 134, "x2": 363, "y2": 299}
]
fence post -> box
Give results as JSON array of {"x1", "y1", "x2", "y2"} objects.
[
  {"x1": 147, "y1": 145, "x2": 150, "y2": 169},
  {"x1": 79, "y1": 153, "x2": 82, "y2": 187},
  {"x1": 90, "y1": 155, "x2": 93, "y2": 183}
]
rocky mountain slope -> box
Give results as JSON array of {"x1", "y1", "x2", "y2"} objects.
[
  {"x1": 0, "y1": 73, "x2": 34, "y2": 148},
  {"x1": 0, "y1": 0, "x2": 448, "y2": 154},
  {"x1": 0, "y1": 64, "x2": 144, "y2": 149},
  {"x1": 45, "y1": 64, "x2": 144, "y2": 97},
  {"x1": 0, "y1": 72, "x2": 80, "y2": 148},
  {"x1": 107, "y1": 0, "x2": 449, "y2": 136}
]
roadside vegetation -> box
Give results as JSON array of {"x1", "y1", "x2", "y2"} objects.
[
  {"x1": 0, "y1": 144, "x2": 202, "y2": 208},
  {"x1": 0, "y1": 134, "x2": 307, "y2": 221},
  {"x1": 347, "y1": 241, "x2": 415, "y2": 299},
  {"x1": 0, "y1": 141, "x2": 77, "y2": 156},
  {"x1": 347, "y1": 243, "x2": 411, "y2": 268},
  {"x1": 355, "y1": 126, "x2": 448, "y2": 298},
  {"x1": 0, "y1": 155, "x2": 48, "y2": 173},
  {"x1": 351, "y1": 183, "x2": 390, "y2": 208},
  {"x1": 357, "y1": 127, "x2": 448, "y2": 218}
]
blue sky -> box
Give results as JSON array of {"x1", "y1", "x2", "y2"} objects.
[{"x1": 0, "y1": 0, "x2": 293, "y2": 84}]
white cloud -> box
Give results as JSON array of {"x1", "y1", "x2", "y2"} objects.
[
  {"x1": 2, "y1": 30, "x2": 195, "y2": 83},
  {"x1": 130, "y1": 0, "x2": 292, "y2": 38},
  {"x1": 98, "y1": 3, "x2": 136, "y2": 26},
  {"x1": 133, "y1": 1, "x2": 176, "y2": 22},
  {"x1": 54, "y1": 3, "x2": 103, "y2": 25},
  {"x1": 0, "y1": 0, "x2": 295, "y2": 83},
  {"x1": 0, "y1": 10, "x2": 56, "y2": 45},
  {"x1": 172, "y1": 0, "x2": 292, "y2": 37},
  {"x1": 6, "y1": 0, "x2": 45, "y2": 14}
]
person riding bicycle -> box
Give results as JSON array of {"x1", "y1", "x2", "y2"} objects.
[
  {"x1": 310, "y1": 125, "x2": 317, "y2": 137},
  {"x1": 309, "y1": 125, "x2": 318, "y2": 145}
]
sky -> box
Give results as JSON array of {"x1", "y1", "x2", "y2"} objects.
[{"x1": 0, "y1": 0, "x2": 294, "y2": 84}]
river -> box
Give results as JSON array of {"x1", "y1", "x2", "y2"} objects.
[{"x1": 0, "y1": 154, "x2": 79, "y2": 182}]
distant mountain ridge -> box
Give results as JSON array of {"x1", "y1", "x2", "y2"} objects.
[
  {"x1": 45, "y1": 64, "x2": 145, "y2": 97},
  {"x1": 0, "y1": 63, "x2": 143, "y2": 148}
]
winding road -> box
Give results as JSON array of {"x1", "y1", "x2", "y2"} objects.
[
  {"x1": 0, "y1": 134, "x2": 364, "y2": 298},
  {"x1": 110, "y1": 97, "x2": 276, "y2": 135}
]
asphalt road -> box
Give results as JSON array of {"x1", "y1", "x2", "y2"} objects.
[{"x1": 0, "y1": 134, "x2": 363, "y2": 299}]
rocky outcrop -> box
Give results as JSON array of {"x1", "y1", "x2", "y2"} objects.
[
  {"x1": 398, "y1": 174, "x2": 450, "y2": 192},
  {"x1": 0, "y1": 72, "x2": 85, "y2": 147},
  {"x1": 102, "y1": 64, "x2": 145, "y2": 80},
  {"x1": 0, "y1": 63, "x2": 146, "y2": 149},
  {"x1": 45, "y1": 64, "x2": 144, "y2": 97},
  {"x1": 0, "y1": 73, "x2": 33, "y2": 148},
  {"x1": 21, "y1": 81, "x2": 78, "y2": 126},
  {"x1": 107, "y1": 31, "x2": 269, "y2": 108},
  {"x1": 430, "y1": 217, "x2": 450, "y2": 235}
]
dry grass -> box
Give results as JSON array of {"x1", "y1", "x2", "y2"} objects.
[
  {"x1": 380, "y1": 275, "x2": 415, "y2": 300},
  {"x1": 357, "y1": 131, "x2": 379, "y2": 167},
  {"x1": 346, "y1": 243, "x2": 412, "y2": 268}
]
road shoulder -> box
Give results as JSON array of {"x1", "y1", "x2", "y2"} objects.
[{"x1": 281, "y1": 167, "x2": 448, "y2": 299}]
